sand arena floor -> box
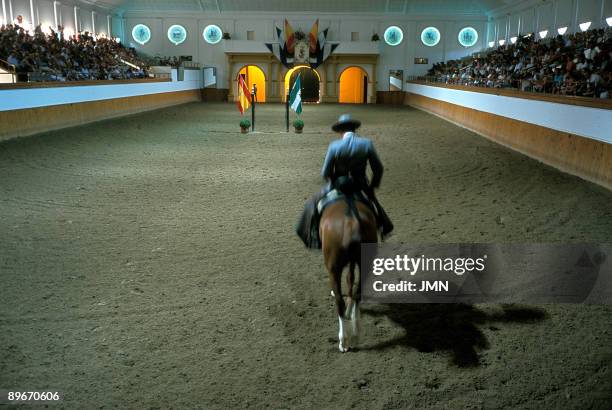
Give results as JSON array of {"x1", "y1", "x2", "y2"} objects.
[{"x1": 1, "y1": 102, "x2": 611, "y2": 408}]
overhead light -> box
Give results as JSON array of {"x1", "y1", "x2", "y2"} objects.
[
  {"x1": 579, "y1": 21, "x2": 591, "y2": 31},
  {"x1": 606, "y1": 17, "x2": 612, "y2": 27},
  {"x1": 498, "y1": 39, "x2": 505, "y2": 46},
  {"x1": 488, "y1": 41, "x2": 495, "y2": 47},
  {"x1": 510, "y1": 36, "x2": 517, "y2": 44},
  {"x1": 557, "y1": 26, "x2": 568, "y2": 35},
  {"x1": 539, "y1": 30, "x2": 548, "y2": 39}
]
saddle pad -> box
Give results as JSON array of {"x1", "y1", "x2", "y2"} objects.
[{"x1": 317, "y1": 189, "x2": 344, "y2": 214}]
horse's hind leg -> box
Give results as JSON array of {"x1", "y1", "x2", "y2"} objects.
[
  {"x1": 328, "y1": 269, "x2": 349, "y2": 352},
  {"x1": 347, "y1": 260, "x2": 360, "y2": 348}
]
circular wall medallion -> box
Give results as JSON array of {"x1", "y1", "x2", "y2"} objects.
[
  {"x1": 131, "y1": 24, "x2": 151, "y2": 45},
  {"x1": 203, "y1": 24, "x2": 222, "y2": 44},
  {"x1": 458, "y1": 27, "x2": 478, "y2": 47},
  {"x1": 167, "y1": 24, "x2": 187, "y2": 45},
  {"x1": 421, "y1": 26, "x2": 441, "y2": 46},
  {"x1": 383, "y1": 26, "x2": 403, "y2": 46}
]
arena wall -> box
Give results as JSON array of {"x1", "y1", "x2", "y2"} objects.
[
  {"x1": 0, "y1": 70, "x2": 202, "y2": 141},
  {"x1": 119, "y1": 12, "x2": 488, "y2": 92},
  {"x1": 404, "y1": 83, "x2": 612, "y2": 190}
]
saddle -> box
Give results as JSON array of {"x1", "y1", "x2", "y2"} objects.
[{"x1": 317, "y1": 176, "x2": 373, "y2": 215}]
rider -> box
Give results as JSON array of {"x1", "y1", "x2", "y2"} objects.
[{"x1": 296, "y1": 114, "x2": 393, "y2": 248}]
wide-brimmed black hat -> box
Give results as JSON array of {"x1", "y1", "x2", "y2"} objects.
[{"x1": 331, "y1": 114, "x2": 361, "y2": 132}]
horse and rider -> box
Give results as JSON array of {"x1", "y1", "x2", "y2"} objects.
[
  {"x1": 296, "y1": 114, "x2": 393, "y2": 249},
  {"x1": 296, "y1": 114, "x2": 393, "y2": 352}
]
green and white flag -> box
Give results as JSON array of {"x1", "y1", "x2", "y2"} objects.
[{"x1": 289, "y1": 73, "x2": 302, "y2": 114}]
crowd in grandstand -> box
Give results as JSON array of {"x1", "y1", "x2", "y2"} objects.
[
  {"x1": 0, "y1": 18, "x2": 150, "y2": 81},
  {"x1": 427, "y1": 27, "x2": 611, "y2": 98}
]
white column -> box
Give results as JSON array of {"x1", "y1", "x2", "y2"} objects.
[
  {"x1": 29, "y1": 0, "x2": 35, "y2": 27},
  {"x1": 106, "y1": 14, "x2": 111, "y2": 36},
  {"x1": 572, "y1": 0, "x2": 580, "y2": 32},
  {"x1": 53, "y1": 1, "x2": 58, "y2": 29},
  {"x1": 1, "y1": 0, "x2": 7, "y2": 25},
  {"x1": 73, "y1": 6, "x2": 78, "y2": 32},
  {"x1": 91, "y1": 10, "x2": 95, "y2": 34},
  {"x1": 506, "y1": 14, "x2": 510, "y2": 41}
]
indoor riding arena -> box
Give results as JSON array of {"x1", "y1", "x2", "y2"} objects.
[{"x1": 1, "y1": 1, "x2": 612, "y2": 409}]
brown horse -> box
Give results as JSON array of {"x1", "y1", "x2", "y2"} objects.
[{"x1": 320, "y1": 198, "x2": 378, "y2": 352}]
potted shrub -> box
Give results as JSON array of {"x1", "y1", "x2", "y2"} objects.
[
  {"x1": 371, "y1": 33, "x2": 380, "y2": 41},
  {"x1": 293, "y1": 119, "x2": 304, "y2": 133},
  {"x1": 240, "y1": 118, "x2": 251, "y2": 133},
  {"x1": 222, "y1": 32, "x2": 231, "y2": 40}
]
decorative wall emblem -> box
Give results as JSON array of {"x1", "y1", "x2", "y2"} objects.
[
  {"x1": 132, "y1": 24, "x2": 151, "y2": 45},
  {"x1": 421, "y1": 26, "x2": 441, "y2": 46},
  {"x1": 203, "y1": 24, "x2": 222, "y2": 44},
  {"x1": 167, "y1": 24, "x2": 187, "y2": 45},
  {"x1": 265, "y1": 19, "x2": 338, "y2": 69},
  {"x1": 383, "y1": 26, "x2": 403, "y2": 46},
  {"x1": 458, "y1": 27, "x2": 478, "y2": 47},
  {"x1": 294, "y1": 41, "x2": 310, "y2": 63}
]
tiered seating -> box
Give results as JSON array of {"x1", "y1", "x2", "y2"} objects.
[
  {"x1": 427, "y1": 27, "x2": 611, "y2": 98},
  {"x1": 0, "y1": 23, "x2": 150, "y2": 82}
]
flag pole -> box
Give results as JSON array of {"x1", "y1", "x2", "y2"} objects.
[
  {"x1": 251, "y1": 85, "x2": 256, "y2": 132},
  {"x1": 285, "y1": 92, "x2": 289, "y2": 132}
]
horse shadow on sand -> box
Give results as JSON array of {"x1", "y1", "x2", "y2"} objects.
[{"x1": 360, "y1": 303, "x2": 548, "y2": 367}]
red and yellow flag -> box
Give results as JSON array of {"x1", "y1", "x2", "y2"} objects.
[
  {"x1": 284, "y1": 19, "x2": 295, "y2": 54},
  {"x1": 236, "y1": 74, "x2": 251, "y2": 115},
  {"x1": 309, "y1": 19, "x2": 319, "y2": 53}
]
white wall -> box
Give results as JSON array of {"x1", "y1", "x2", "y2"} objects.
[
  {"x1": 488, "y1": 0, "x2": 610, "y2": 45},
  {"x1": 119, "y1": 11, "x2": 488, "y2": 92},
  {"x1": 406, "y1": 83, "x2": 612, "y2": 144},
  {"x1": 0, "y1": 69, "x2": 202, "y2": 111}
]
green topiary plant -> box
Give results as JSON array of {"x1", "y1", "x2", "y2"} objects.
[
  {"x1": 240, "y1": 118, "x2": 251, "y2": 133},
  {"x1": 293, "y1": 118, "x2": 304, "y2": 133}
]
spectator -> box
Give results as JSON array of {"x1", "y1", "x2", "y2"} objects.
[
  {"x1": 427, "y1": 26, "x2": 611, "y2": 99},
  {"x1": 0, "y1": 22, "x2": 150, "y2": 81}
]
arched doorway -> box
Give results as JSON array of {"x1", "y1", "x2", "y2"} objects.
[
  {"x1": 236, "y1": 65, "x2": 266, "y2": 102},
  {"x1": 284, "y1": 66, "x2": 320, "y2": 103},
  {"x1": 339, "y1": 66, "x2": 368, "y2": 104}
]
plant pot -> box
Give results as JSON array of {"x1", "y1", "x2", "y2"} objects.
[
  {"x1": 294, "y1": 127, "x2": 303, "y2": 134},
  {"x1": 240, "y1": 127, "x2": 249, "y2": 134}
]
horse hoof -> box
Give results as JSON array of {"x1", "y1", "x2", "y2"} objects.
[{"x1": 339, "y1": 343, "x2": 350, "y2": 353}]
